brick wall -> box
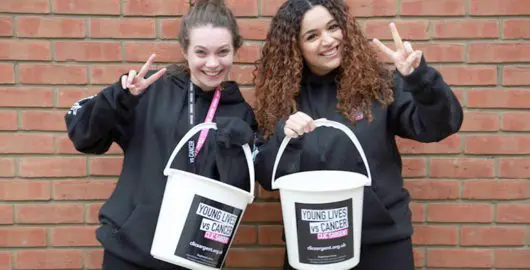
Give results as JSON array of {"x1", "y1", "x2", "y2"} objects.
[{"x1": 1, "y1": 0, "x2": 529, "y2": 269}]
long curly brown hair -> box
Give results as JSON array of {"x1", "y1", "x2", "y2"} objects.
[{"x1": 254, "y1": 0, "x2": 394, "y2": 138}]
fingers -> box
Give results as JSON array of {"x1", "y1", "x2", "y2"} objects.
[
  {"x1": 404, "y1": 41, "x2": 414, "y2": 55},
  {"x1": 284, "y1": 112, "x2": 315, "y2": 137},
  {"x1": 284, "y1": 127, "x2": 299, "y2": 138},
  {"x1": 138, "y1": 53, "x2": 156, "y2": 79},
  {"x1": 144, "y1": 67, "x2": 167, "y2": 86},
  {"x1": 121, "y1": 75, "x2": 127, "y2": 89},
  {"x1": 126, "y1": 70, "x2": 137, "y2": 88},
  {"x1": 372, "y1": 38, "x2": 395, "y2": 59},
  {"x1": 389, "y1": 22, "x2": 404, "y2": 52},
  {"x1": 404, "y1": 51, "x2": 422, "y2": 72}
]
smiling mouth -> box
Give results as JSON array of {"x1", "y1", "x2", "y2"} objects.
[
  {"x1": 202, "y1": 70, "x2": 223, "y2": 77},
  {"x1": 320, "y1": 46, "x2": 339, "y2": 57}
]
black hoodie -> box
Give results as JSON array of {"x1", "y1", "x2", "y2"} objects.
[
  {"x1": 65, "y1": 70, "x2": 256, "y2": 269},
  {"x1": 255, "y1": 57, "x2": 463, "y2": 245}
]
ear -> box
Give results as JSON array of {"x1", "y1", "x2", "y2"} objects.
[{"x1": 181, "y1": 46, "x2": 188, "y2": 60}]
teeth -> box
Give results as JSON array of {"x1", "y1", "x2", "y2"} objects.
[
  {"x1": 204, "y1": 70, "x2": 221, "y2": 76},
  {"x1": 322, "y1": 47, "x2": 337, "y2": 56}
]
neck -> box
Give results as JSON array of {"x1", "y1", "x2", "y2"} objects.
[{"x1": 190, "y1": 75, "x2": 217, "y2": 92}]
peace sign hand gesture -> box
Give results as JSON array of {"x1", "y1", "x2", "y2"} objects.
[
  {"x1": 372, "y1": 23, "x2": 423, "y2": 77},
  {"x1": 121, "y1": 53, "x2": 167, "y2": 96}
]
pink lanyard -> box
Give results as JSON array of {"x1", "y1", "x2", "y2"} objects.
[{"x1": 188, "y1": 82, "x2": 221, "y2": 165}]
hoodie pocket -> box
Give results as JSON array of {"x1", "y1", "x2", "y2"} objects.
[
  {"x1": 362, "y1": 187, "x2": 395, "y2": 226},
  {"x1": 115, "y1": 204, "x2": 159, "y2": 255}
]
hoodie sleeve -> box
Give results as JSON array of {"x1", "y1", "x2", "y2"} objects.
[
  {"x1": 65, "y1": 81, "x2": 141, "y2": 154},
  {"x1": 388, "y1": 56, "x2": 464, "y2": 142},
  {"x1": 254, "y1": 119, "x2": 304, "y2": 191}
]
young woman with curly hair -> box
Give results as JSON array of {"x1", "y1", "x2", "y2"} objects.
[{"x1": 253, "y1": 0, "x2": 463, "y2": 269}]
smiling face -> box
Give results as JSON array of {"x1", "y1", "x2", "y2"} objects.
[
  {"x1": 298, "y1": 5, "x2": 344, "y2": 76},
  {"x1": 184, "y1": 24, "x2": 235, "y2": 91}
]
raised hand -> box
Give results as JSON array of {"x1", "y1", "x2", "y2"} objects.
[
  {"x1": 284, "y1": 111, "x2": 316, "y2": 138},
  {"x1": 121, "y1": 53, "x2": 167, "y2": 96},
  {"x1": 372, "y1": 23, "x2": 423, "y2": 76}
]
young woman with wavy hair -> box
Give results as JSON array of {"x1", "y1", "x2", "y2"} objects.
[{"x1": 253, "y1": 0, "x2": 463, "y2": 269}]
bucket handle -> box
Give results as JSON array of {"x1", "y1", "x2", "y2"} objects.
[
  {"x1": 163, "y1": 122, "x2": 255, "y2": 202},
  {"x1": 271, "y1": 118, "x2": 372, "y2": 190}
]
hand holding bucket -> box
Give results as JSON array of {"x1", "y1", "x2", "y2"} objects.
[
  {"x1": 270, "y1": 118, "x2": 372, "y2": 270},
  {"x1": 152, "y1": 122, "x2": 255, "y2": 270}
]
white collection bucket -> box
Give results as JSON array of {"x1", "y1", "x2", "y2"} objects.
[
  {"x1": 272, "y1": 119, "x2": 372, "y2": 270},
  {"x1": 150, "y1": 122, "x2": 255, "y2": 270}
]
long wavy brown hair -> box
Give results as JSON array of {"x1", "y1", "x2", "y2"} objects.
[{"x1": 254, "y1": 0, "x2": 394, "y2": 138}]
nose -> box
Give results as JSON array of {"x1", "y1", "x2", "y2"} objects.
[
  {"x1": 321, "y1": 31, "x2": 334, "y2": 46},
  {"x1": 205, "y1": 55, "x2": 219, "y2": 69}
]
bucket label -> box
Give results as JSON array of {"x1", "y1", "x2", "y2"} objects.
[
  {"x1": 174, "y1": 194, "x2": 243, "y2": 268},
  {"x1": 295, "y1": 199, "x2": 354, "y2": 265}
]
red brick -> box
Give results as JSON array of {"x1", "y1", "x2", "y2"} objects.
[
  {"x1": 258, "y1": 225, "x2": 284, "y2": 245},
  {"x1": 495, "y1": 249, "x2": 530, "y2": 269},
  {"x1": 236, "y1": 44, "x2": 260, "y2": 64},
  {"x1": 55, "y1": 134, "x2": 123, "y2": 155},
  {"x1": 53, "y1": 180, "x2": 116, "y2": 200},
  {"x1": 410, "y1": 202, "x2": 425, "y2": 222},
  {"x1": 232, "y1": 225, "x2": 257, "y2": 245},
  {"x1": 402, "y1": 158, "x2": 426, "y2": 177},
  {"x1": 429, "y1": 158, "x2": 494, "y2": 178},
  {"x1": 426, "y1": 249, "x2": 493, "y2": 268},
  {"x1": 502, "y1": 112, "x2": 530, "y2": 131},
  {"x1": 228, "y1": 65, "x2": 254, "y2": 85},
  {"x1": 238, "y1": 19, "x2": 270, "y2": 40},
  {"x1": 364, "y1": 20, "x2": 429, "y2": 40},
  {"x1": 91, "y1": 18, "x2": 156, "y2": 39},
  {"x1": 89, "y1": 64, "x2": 130, "y2": 85},
  {"x1": 257, "y1": 186, "x2": 280, "y2": 200},
  {"x1": 0, "y1": 227, "x2": 47, "y2": 247},
  {"x1": 461, "y1": 226, "x2": 526, "y2": 246},
  {"x1": 16, "y1": 204, "x2": 84, "y2": 224},
  {"x1": 242, "y1": 203, "x2": 282, "y2": 222},
  {"x1": 260, "y1": 0, "x2": 285, "y2": 16},
  {"x1": 499, "y1": 158, "x2": 530, "y2": 178},
  {"x1": 0, "y1": 64, "x2": 14, "y2": 84},
  {"x1": 461, "y1": 111, "x2": 499, "y2": 131},
  {"x1": 84, "y1": 249, "x2": 103, "y2": 269},
  {"x1": 0, "y1": 40, "x2": 51, "y2": 61},
  {"x1": 469, "y1": 43, "x2": 530, "y2": 63},
  {"x1": 405, "y1": 180, "x2": 460, "y2": 200},
  {"x1": 465, "y1": 135, "x2": 530, "y2": 154},
  {"x1": 56, "y1": 87, "x2": 101, "y2": 108},
  {"x1": 0, "y1": 0, "x2": 49, "y2": 13},
  {"x1": 396, "y1": 135, "x2": 461, "y2": 154},
  {"x1": 436, "y1": 66, "x2": 497, "y2": 86},
  {"x1": 21, "y1": 111, "x2": 66, "y2": 131},
  {"x1": 17, "y1": 16, "x2": 85, "y2": 38},
  {"x1": 15, "y1": 250, "x2": 83, "y2": 270},
  {"x1": 0, "y1": 252, "x2": 11, "y2": 270},
  {"x1": 0, "y1": 111, "x2": 17, "y2": 131},
  {"x1": 412, "y1": 43, "x2": 465, "y2": 63},
  {"x1": 412, "y1": 225, "x2": 458, "y2": 245},
  {"x1": 0, "y1": 205, "x2": 14, "y2": 224},
  {"x1": 0, "y1": 87, "x2": 53, "y2": 107},
  {"x1": 240, "y1": 87, "x2": 256, "y2": 108},
  {"x1": 346, "y1": 0, "x2": 398, "y2": 17},
  {"x1": 504, "y1": 19, "x2": 530, "y2": 39},
  {"x1": 85, "y1": 203, "x2": 103, "y2": 224},
  {"x1": 0, "y1": 16, "x2": 13, "y2": 36},
  {"x1": 124, "y1": 42, "x2": 183, "y2": 62},
  {"x1": 19, "y1": 64, "x2": 87, "y2": 85},
  {"x1": 463, "y1": 180, "x2": 530, "y2": 200},
  {"x1": 19, "y1": 157, "x2": 87, "y2": 178},
  {"x1": 503, "y1": 66, "x2": 530, "y2": 86},
  {"x1": 50, "y1": 226, "x2": 99, "y2": 247},
  {"x1": 0, "y1": 133, "x2": 54, "y2": 154},
  {"x1": 89, "y1": 157, "x2": 123, "y2": 176},
  {"x1": 123, "y1": 0, "x2": 188, "y2": 16},
  {"x1": 55, "y1": 41, "x2": 121, "y2": 62},
  {"x1": 433, "y1": 19, "x2": 499, "y2": 39},
  {"x1": 470, "y1": 0, "x2": 530, "y2": 15},
  {"x1": 225, "y1": 0, "x2": 259, "y2": 16},
  {"x1": 401, "y1": 0, "x2": 465, "y2": 16},
  {"x1": 0, "y1": 180, "x2": 51, "y2": 201},
  {"x1": 468, "y1": 89, "x2": 530, "y2": 109},
  {"x1": 225, "y1": 248, "x2": 284, "y2": 268},
  {"x1": 159, "y1": 18, "x2": 181, "y2": 40},
  {"x1": 497, "y1": 204, "x2": 530, "y2": 223},
  {"x1": 428, "y1": 203, "x2": 493, "y2": 223},
  {"x1": 53, "y1": 0, "x2": 120, "y2": 15},
  {"x1": 0, "y1": 158, "x2": 15, "y2": 177}
]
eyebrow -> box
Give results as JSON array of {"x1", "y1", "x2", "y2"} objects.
[
  {"x1": 192, "y1": 44, "x2": 231, "y2": 51},
  {"x1": 302, "y1": 19, "x2": 337, "y2": 38}
]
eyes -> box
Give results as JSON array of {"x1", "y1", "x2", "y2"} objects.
[
  {"x1": 305, "y1": 23, "x2": 341, "y2": 42},
  {"x1": 194, "y1": 48, "x2": 231, "y2": 57}
]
